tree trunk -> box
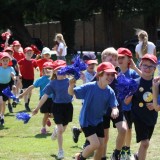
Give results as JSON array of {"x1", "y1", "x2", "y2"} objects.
[{"x1": 60, "y1": 11, "x2": 75, "y2": 54}]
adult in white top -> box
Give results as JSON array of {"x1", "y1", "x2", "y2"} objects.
[
  {"x1": 135, "y1": 30, "x2": 156, "y2": 60},
  {"x1": 54, "y1": 33, "x2": 67, "y2": 61}
]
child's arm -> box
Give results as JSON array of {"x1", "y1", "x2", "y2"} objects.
[
  {"x1": 32, "y1": 94, "x2": 48, "y2": 115},
  {"x1": 11, "y1": 72, "x2": 16, "y2": 81},
  {"x1": 130, "y1": 59, "x2": 142, "y2": 76},
  {"x1": 68, "y1": 78, "x2": 76, "y2": 96},
  {"x1": 153, "y1": 77, "x2": 160, "y2": 111},
  {"x1": 19, "y1": 85, "x2": 35, "y2": 99},
  {"x1": 124, "y1": 95, "x2": 133, "y2": 105},
  {"x1": 111, "y1": 107, "x2": 119, "y2": 119}
]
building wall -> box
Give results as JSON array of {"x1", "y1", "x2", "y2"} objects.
[{"x1": 25, "y1": 13, "x2": 144, "y2": 52}]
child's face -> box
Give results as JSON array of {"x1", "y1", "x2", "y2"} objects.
[
  {"x1": 43, "y1": 54, "x2": 51, "y2": 59},
  {"x1": 13, "y1": 45, "x2": 21, "y2": 52},
  {"x1": 118, "y1": 56, "x2": 130, "y2": 68},
  {"x1": 87, "y1": 63, "x2": 96, "y2": 72},
  {"x1": 103, "y1": 55, "x2": 117, "y2": 67},
  {"x1": 140, "y1": 60, "x2": 156, "y2": 77},
  {"x1": 99, "y1": 72, "x2": 115, "y2": 85},
  {"x1": 0, "y1": 57, "x2": 10, "y2": 67},
  {"x1": 43, "y1": 68, "x2": 53, "y2": 76},
  {"x1": 25, "y1": 51, "x2": 33, "y2": 59}
]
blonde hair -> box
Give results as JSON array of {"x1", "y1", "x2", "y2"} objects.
[
  {"x1": 137, "y1": 30, "x2": 148, "y2": 56},
  {"x1": 101, "y1": 47, "x2": 118, "y2": 62},
  {"x1": 55, "y1": 33, "x2": 67, "y2": 47}
]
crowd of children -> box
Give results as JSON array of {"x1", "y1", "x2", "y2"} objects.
[{"x1": 0, "y1": 30, "x2": 160, "y2": 160}]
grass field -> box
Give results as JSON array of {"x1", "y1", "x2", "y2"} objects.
[{"x1": 1, "y1": 58, "x2": 160, "y2": 160}]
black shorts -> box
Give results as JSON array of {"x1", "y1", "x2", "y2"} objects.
[
  {"x1": 22, "y1": 78, "x2": 34, "y2": 89},
  {"x1": 123, "y1": 110, "x2": 133, "y2": 129},
  {"x1": 40, "y1": 98, "x2": 54, "y2": 113},
  {"x1": 53, "y1": 102, "x2": 73, "y2": 126},
  {"x1": 0, "y1": 83, "x2": 10, "y2": 101},
  {"x1": 81, "y1": 122, "x2": 104, "y2": 138},
  {"x1": 134, "y1": 120, "x2": 155, "y2": 143},
  {"x1": 9, "y1": 79, "x2": 14, "y2": 89},
  {"x1": 103, "y1": 111, "x2": 125, "y2": 129}
]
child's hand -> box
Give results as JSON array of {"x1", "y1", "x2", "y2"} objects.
[
  {"x1": 111, "y1": 107, "x2": 119, "y2": 119},
  {"x1": 69, "y1": 78, "x2": 76, "y2": 87},
  {"x1": 146, "y1": 103, "x2": 154, "y2": 111},
  {"x1": 129, "y1": 59, "x2": 137, "y2": 69},
  {"x1": 124, "y1": 95, "x2": 133, "y2": 105},
  {"x1": 153, "y1": 77, "x2": 160, "y2": 87},
  {"x1": 32, "y1": 108, "x2": 39, "y2": 115}
]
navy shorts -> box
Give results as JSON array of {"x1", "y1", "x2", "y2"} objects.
[
  {"x1": 134, "y1": 120, "x2": 155, "y2": 143},
  {"x1": 123, "y1": 110, "x2": 133, "y2": 129},
  {"x1": 81, "y1": 122, "x2": 104, "y2": 138},
  {"x1": 103, "y1": 111, "x2": 125, "y2": 129},
  {"x1": 22, "y1": 78, "x2": 34, "y2": 89},
  {"x1": 53, "y1": 102, "x2": 73, "y2": 126},
  {"x1": 0, "y1": 83, "x2": 10, "y2": 101},
  {"x1": 40, "y1": 98, "x2": 54, "y2": 113}
]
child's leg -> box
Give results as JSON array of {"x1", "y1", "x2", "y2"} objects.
[
  {"x1": 42, "y1": 113, "x2": 49, "y2": 128},
  {"x1": 101, "y1": 128, "x2": 109, "y2": 158},
  {"x1": 57, "y1": 124, "x2": 67, "y2": 151},
  {"x1": 0, "y1": 96, "x2": 3, "y2": 115},
  {"x1": 138, "y1": 139, "x2": 149, "y2": 160},
  {"x1": 81, "y1": 134, "x2": 100, "y2": 158},
  {"x1": 94, "y1": 137, "x2": 104, "y2": 160}
]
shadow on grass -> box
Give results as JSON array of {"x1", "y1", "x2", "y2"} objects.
[
  {"x1": 51, "y1": 154, "x2": 58, "y2": 159},
  {"x1": 70, "y1": 145, "x2": 82, "y2": 150},
  {"x1": 5, "y1": 113, "x2": 15, "y2": 117},
  {"x1": 0, "y1": 125, "x2": 9, "y2": 130},
  {"x1": 35, "y1": 133, "x2": 52, "y2": 138}
]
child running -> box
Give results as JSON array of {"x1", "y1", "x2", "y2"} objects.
[
  {"x1": 0, "y1": 52, "x2": 16, "y2": 125},
  {"x1": 68, "y1": 62, "x2": 119, "y2": 160},
  {"x1": 125, "y1": 54, "x2": 158, "y2": 160},
  {"x1": 18, "y1": 47, "x2": 38, "y2": 111},
  {"x1": 19, "y1": 61, "x2": 54, "y2": 134},
  {"x1": 32, "y1": 60, "x2": 73, "y2": 159},
  {"x1": 36, "y1": 47, "x2": 54, "y2": 77}
]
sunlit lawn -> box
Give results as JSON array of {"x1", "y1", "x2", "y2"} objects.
[{"x1": 0, "y1": 56, "x2": 160, "y2": 160}]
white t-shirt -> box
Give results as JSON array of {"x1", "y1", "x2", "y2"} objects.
[
  {"x1": 57, "y1": 42, "x2": 67, "y2": 56},
  {"x1": 135, "y1": 41, "x2": 156, "y2": 58}
]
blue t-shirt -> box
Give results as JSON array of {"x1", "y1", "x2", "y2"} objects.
[
  {"x1": 33, "y1": 75, "x2": 52, "y2": 98},
  {"x1": 44, "y1": 78, "x2": 73, "y2": 103},
  {"x1": 84, "y1": 71, "x2": 96, "y2": 83},
  {"x1": 74, "y1": 81, "x2": 118, "y2": 127},
  {"x1": 120, "y1": 69, "x2": 139, "y2": 111},
  {"x1": 0, "y1": 66, "x2": 16, "y2": 84}
]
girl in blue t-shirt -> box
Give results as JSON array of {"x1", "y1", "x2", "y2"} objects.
[
  {"x1": 0, "y1": 52, "x2": 16, "y2": 126},
  {"x1": 32, "y1": 60, "x2": 73, "y2": 160},
  {"x1": 19, "y1": 61, "x2": 54, "y2": 134},
  {"x1": 68, "y1": 62, "x2": 119, "y2": 160}
]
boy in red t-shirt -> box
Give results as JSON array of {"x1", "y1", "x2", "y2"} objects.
[
  {"x1": 36, "y1": 47, "x2": 54, "y2": 77},
  {"x1": 18, "y1": 47, "x2": 38, "y2": 111}
]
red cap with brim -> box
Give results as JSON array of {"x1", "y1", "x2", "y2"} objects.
[
  {"x1": 0, "y1": 52, "x2": 11, "y2": 60},
  {"x1": 117, "y1": 48, "x2": 132, "y2": 58},
  {"x1": 4, "y1": 47, "x2": 14, "y2": 52},
  {"x1": 141, "y1": 54, "x2": 157, "y2": 64},
  {"x1": 12, "y1": 40, "x2": 21, "y2": 46},
  {"x1": 97, "y1": 62, "x2": 117, "y2": 74},
  {"x1": 43, "y1": 62, "x2": 54, "y2": 69},
  {"x1": 53, "y1": 60, "x2": 67, "y2": 71},
  {"x1": 24, "y1": 47, "x2": 33, "y2": 53},
  {"x1": 86, "y1": 60, "x2": 98, "y2": 65}
]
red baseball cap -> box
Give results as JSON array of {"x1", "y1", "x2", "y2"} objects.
[
  {"x1": 117, "y1": 48, "x2": 132, "y2": 58},
  {"x1": 43, "y1": 62, "x2": 54, "y2": 69},
  {"x1": 0, "y1": 52, "x2": 11, "y2": 60},
  {"x1": 12, "y1": 40, "x2": 21, "y2": 46},
  {"x1": 86, "y1": 59, "x2": 98, "y2": 65},
  {"x1": 97, "y1": 62, "x2": 117, "y2": 73},
  {"x1": 4, "y1": 47, "x2": 14, "y2": 52},
  {"x1": 141, "y1": 54, "x2": 157, "y2": 64},
  {"x1": 24, "y1": 47, "x2": 33, "y2": 53},
  {"x1": 53, "y1": 60, "x2": 66, "y2": 70}
]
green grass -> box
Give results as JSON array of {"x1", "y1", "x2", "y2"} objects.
[{"x1": 1, "y1": 65, "x2": 160, "y2": 160}]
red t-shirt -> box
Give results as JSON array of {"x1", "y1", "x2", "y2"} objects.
[
  {"x1": 36, "y1": 58, "x2": 53, "y2": 76},
  {"x1": 13, "y1": 51, "x2": 25, "y2": 61},
  {"x1": 18, "y1": 58, "x2": 37, "y2": 80}
]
